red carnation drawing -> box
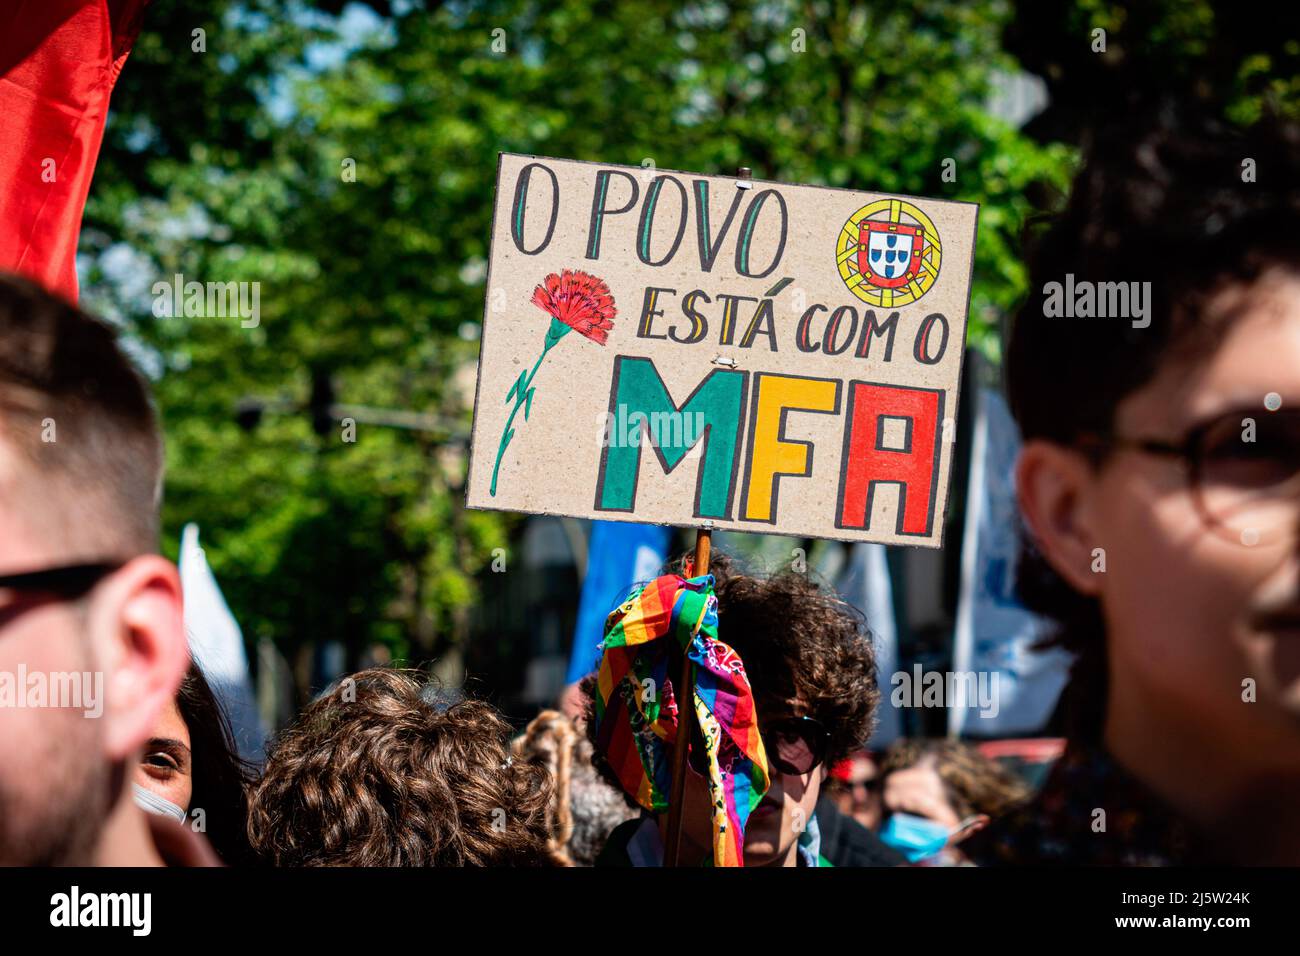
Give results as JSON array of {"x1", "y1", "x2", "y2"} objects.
[
  {"x1": 530, "y1": 268, "x2": 616, "y2": 344},
  {"x1": 490, "y1": 269, "x2": 616, "y2": 496}
]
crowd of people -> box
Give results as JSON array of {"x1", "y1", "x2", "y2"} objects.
[{"x1": 1, "y1": 101, "x2": 1298, "y2": 866}]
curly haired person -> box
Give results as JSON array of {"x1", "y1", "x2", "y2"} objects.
[
  {"x1": 247, "y1": 667, "x2": 555, "y2": 866},
  {"x1": 583, "y1": 551, "x2": 881, "y2": 867}
]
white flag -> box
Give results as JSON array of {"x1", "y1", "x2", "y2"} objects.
[
  {"x1": 179, "y1": 523, "x2": 266, "y2": 764},
  {"x1": 838, "y1": 542, "x2": 901, "y2": 746},
  {"x1": 948, "y1": 388, "x2": 1070, "y2": 737}
]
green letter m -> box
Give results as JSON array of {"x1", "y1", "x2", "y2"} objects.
[{"x1": 594, "y1": 356, "x2": 747, "y2": 520}]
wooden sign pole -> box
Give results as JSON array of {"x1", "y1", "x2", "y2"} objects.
[
  {"x1": 662, "y1": 167, "x2": 750, "y2": 867},
  {"x1": 662, "y1": 525, "x2": 711, "y2": 867}
]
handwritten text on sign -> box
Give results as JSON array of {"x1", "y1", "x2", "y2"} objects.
[{"x1": 466, "y1": 154, "x2": 979, "y2": 548}]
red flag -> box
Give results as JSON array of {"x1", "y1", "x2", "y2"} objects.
[{"x1": 0, "y1": 0, "x2": 150, "y2": 301}]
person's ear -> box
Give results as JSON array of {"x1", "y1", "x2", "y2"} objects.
[
  {"x1": 1016, "y1": 440, "x2": 1104, "y2": 597},
  {"x1": 86, "y1": 555, "x2": 189, "y2": 763}
]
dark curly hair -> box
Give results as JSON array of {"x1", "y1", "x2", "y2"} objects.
[
  {"x1": 246, "y1": 667, "x2": 554, "y2": 866},
  {"x1": 582, "y1": 549, "x2": 880, "y2": 805},
  {"x1": 1005, "y1": 103, "x2": 1300, "y2": 742}
]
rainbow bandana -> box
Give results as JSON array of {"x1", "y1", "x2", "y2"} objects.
[{"x1": 592, "y1": 573, "x2": 769, "y2": 867}]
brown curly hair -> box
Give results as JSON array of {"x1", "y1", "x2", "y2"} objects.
[
  {"x1": 881, "y1": 739, "x2": 1032, "y2": 820},
  {"x1": 582, "y1": 549, "x2": 880, "y2": 804},
  {"x1": 246, "y1": 668, "x2": 554, "y2": 866}
]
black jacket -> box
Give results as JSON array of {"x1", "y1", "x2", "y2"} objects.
[{"x1": 814, "y1": 795, "x2": 906, "y2": 867}]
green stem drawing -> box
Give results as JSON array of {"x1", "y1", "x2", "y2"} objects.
[{"x1": 490, "y1": 316, "x2": 571, "y2": 496}]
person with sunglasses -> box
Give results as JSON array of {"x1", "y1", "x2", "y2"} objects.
[
  {"x1": 966, "y1": 105, "x2": 1300, "y2": 866},
  {"x1": 587, "y1": 550, "x2": 880, "y2": 867},
  {"x1": 0, "y1": 274, "x2": 211, "y2": 866},
  {"x1": 817, "y1": 751, "x2": 908, "y2": 867},
  {"x1": 828, "y1": 750, "x2": 886, "y2": 830}
]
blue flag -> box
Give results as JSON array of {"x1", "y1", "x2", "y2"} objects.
[{"x1": 565, "y1": 521, "x2": 671, "y2": 685}]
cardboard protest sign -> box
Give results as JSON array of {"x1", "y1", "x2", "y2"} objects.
[{"x1": 466, "y1": 154, "x2": 979, "y2": 548}]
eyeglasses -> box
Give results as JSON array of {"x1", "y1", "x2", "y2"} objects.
[
  {"x1": 688, "y1": 714, "x2": 831, "y2": 778},
  {"x1": 1089, "y1": 406, "x2": 1300, "y2": 546},
  {"x1": 837, "y1": 777, "x2": 883, "y2": 798},
  {"x1": 0, "y1": 562, "x2": 124, "y2": 628}
]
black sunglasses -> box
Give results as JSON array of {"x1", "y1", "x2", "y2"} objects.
[
  {"x1": 0, "y1": 563, "x2": 125, "y2": 596},
  {"x1": 689, "y1": 715, "x2": 830, "y2": 778},
  {"x1": 838, "y1": 776, "x2": 884, "y2": 795},
  {"x1": 0, "y1": 562, "x2": 125, "y2": 627}
]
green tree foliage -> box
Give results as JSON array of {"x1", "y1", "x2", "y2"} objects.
[
  {"x1": 82, "y1": 0, "x2": 1076, "y2": 688},
  {"x1": 1005, "y1": 0, "x2": 1300, "y2": 138}
]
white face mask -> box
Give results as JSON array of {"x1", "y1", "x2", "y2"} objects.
[{"x1": 132, "y1": 783, "x2": 187, "y2": 824}]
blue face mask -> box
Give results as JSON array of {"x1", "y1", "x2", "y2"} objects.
[{"x1": 880, "y1": 812, "x2": 954, "y2": 863}]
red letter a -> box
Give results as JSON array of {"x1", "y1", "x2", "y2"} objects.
[{"x1": 836, "y1": 382, "x2": 943, "y2": 536}]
